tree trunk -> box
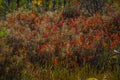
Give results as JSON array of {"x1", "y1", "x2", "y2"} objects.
[
  {"x1": 7, "y1": 0, "x2": 11, "y2": 6},
  {"x1": 16, "y1": 0, "x2": 20, "y2": 8}
]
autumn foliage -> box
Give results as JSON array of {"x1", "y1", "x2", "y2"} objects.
[{"x1": 0, "y1": 3, "x2": 120, "y2": 79}]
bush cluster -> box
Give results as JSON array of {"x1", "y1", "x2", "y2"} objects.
[{"x1": 0, "y1": 4, "x2": 120, "y2": 80}]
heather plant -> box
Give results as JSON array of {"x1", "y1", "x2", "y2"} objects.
[{"x1": 1, "y1": 7, "x2": 120, "y2": 64}]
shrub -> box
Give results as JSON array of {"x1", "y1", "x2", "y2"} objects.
[{"x1": 0, "y1": 4, "x2": 120, "y2": 79}]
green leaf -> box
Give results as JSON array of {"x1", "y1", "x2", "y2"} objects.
[
  {"x1": 0, "y1": 27, "x2": 8, "y2": 37},
  {"x1": 107, "y1": 0, "x2": 113, "y2": 4}
]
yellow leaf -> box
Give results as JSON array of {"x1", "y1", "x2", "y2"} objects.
[
  {"x1": 33, "y1": 0, "x2": 42, "y2": 6},
  {"x1": 0, "y1": 3, "x2": 3, "y2": 9},
  {"x1": 86, "y1": 78, "x2": 98, "y2": 80}
]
